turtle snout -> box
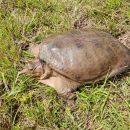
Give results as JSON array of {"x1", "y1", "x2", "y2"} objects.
[{"x1": 20, "y1": 59, "x2": 44, "y2": 78}]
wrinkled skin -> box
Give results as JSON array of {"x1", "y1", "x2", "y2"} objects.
[{"x1": 21, "y1": 29, "x2": 130, "y2": 96}]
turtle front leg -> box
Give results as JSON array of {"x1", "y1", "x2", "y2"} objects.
[
  {"x1": 39, "y1": 65, "x2": 52, "y2": 79},
  {"x1": 39, "y1": 71, "x2": 80, "y2": 97}
]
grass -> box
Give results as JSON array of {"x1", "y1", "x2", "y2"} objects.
[{"x1": 0, "y1": 0, "x2": 130, "y2": 129}]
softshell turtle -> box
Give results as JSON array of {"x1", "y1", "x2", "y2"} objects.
[{"x1": 21, "y1": 29, "x2": 130, "y2": 96}]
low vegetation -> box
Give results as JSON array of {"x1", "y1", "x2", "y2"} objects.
[{"x1": 0, "y1": 0, "x2": 130, "y2": 129}]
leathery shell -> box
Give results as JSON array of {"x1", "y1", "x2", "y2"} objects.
[{"x1": 39, "y1": 29, "x2": 130, "y2": 83}]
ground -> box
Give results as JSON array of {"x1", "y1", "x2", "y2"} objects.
[{"x1": 0, "y1": 0, "x2": 130, "y2": 130}]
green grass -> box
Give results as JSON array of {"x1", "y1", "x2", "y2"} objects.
[{"x1": 0, "y1": 0, "x2": 130, "y2": 130}]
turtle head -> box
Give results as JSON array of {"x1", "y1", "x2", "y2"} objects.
[{"x1": 20, "y1": 59, "x2": 45, "y2": 78}]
